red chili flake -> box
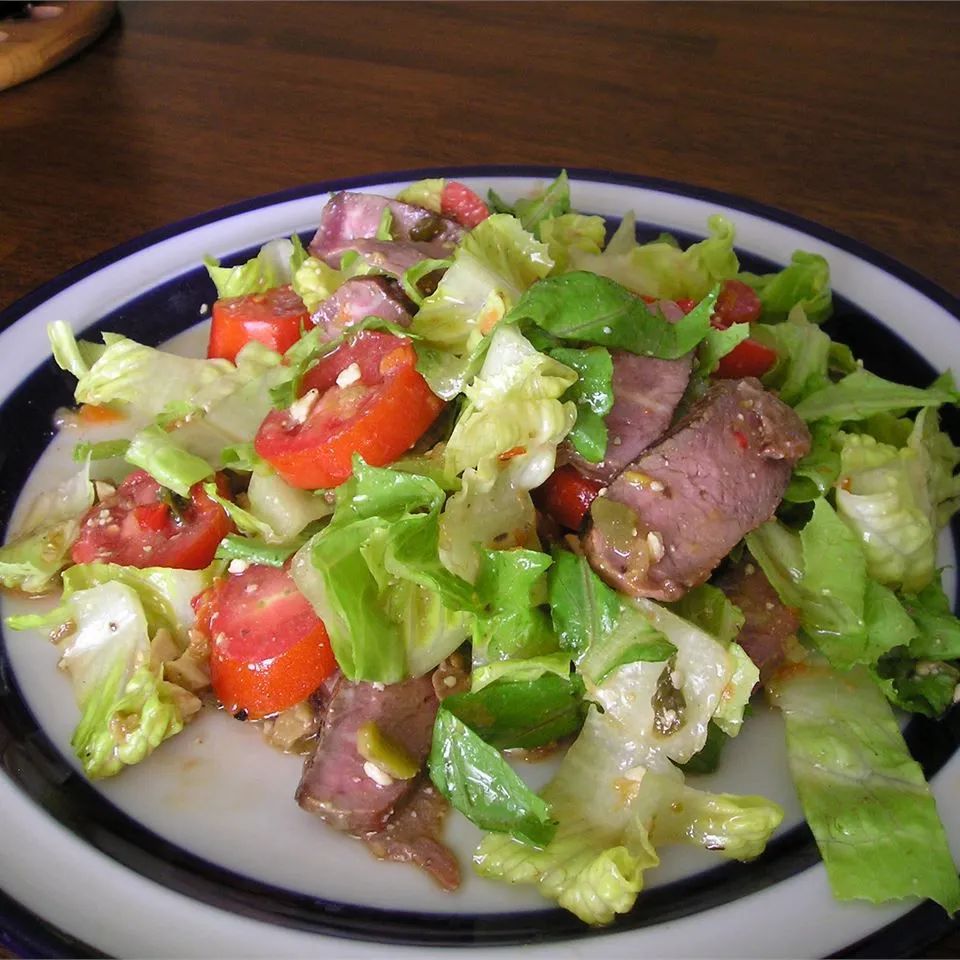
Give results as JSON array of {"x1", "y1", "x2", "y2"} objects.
[
  {"x1": 498, "y1": 445, "x2": 527, "y2": 462},
  {"x1": 732, "y1": 429, "x2": 749, "y2": 451}
]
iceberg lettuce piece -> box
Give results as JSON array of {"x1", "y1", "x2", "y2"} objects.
[
  {"x1": 411, "y1": 214, "x2": 553, "y2": 398},
  {"x1": 474, "y1": 598, "x2": 779, "y2": 924},
  {"x1": 568, "y1": 213, "x2": 738, "y2": 300},
  {"x1": 291, "y1": 254, "x2": 355, "y2": 313},
  {"x1": 769, "y1": 662, "x2": 960, "y2": 912},
  {"x1": 438, "y1": 465, "x2": 538, "y2": 583},
  {"x1": 909, "y1": 407, "x2": 960, "y2": 528},
  {"x1": 0, "y1": 460, "x2": 94, "y2": 594},
  {"x1": 205, "y1": 237, "x2": 301, "y2": 299},
  {"x1": 57, "y1": 581, "x2": 190, "y2": 778},
  {"x1": 738, "y1": 250, "x2": 832, "y2": 324}
]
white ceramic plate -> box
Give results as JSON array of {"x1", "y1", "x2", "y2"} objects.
[{"x1": 1, "y1": 168, "x2": 959, "y2": 959}]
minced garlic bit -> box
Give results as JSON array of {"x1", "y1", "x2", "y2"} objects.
[
  {"x1": 336, "y1": 362, "x2": 362, "y2": 388},
  {"x1": 228, "y1": 559, "x2": 249, "y2": 575},
  {"x1": 288, "y1": 388, "x2": 320, "y2": 424},
  {"x1": 646, "y1": 530, "x2": 665, "y2": 561},
  {"x1": 363, "y1": 760, "x2": 395, "y2": 787}
]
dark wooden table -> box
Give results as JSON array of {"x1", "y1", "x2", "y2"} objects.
[{"x1": 1, "y1": 2, "x2": 958, "y2": 957}]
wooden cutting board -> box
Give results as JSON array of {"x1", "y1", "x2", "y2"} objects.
[{"x1": 0, "y1": 1, "x2": 115, "y2": 91}]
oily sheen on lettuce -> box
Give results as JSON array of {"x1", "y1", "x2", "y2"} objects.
[{"x1": 769, "y1": 663, "x2": 960, "y2": 912}]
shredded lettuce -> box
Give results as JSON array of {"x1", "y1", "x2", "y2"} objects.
[
  {"x1": 125, "y1": 426, "x2": 214, "y2": 498},
  {"x1": 51, "y1": 579, "x2": 207, "y2": 777}
]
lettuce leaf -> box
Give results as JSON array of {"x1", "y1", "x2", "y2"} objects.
[
  {"x1": 411, "y1": 214, "x2": 554, "y2": 398},
  {"x1": 291, "y1": 460, "x2": 476, "y2": 682},
  {"x1": 430, "y1": 709, "x2": 557, "y2": 847},
  {"x1": 539, "y1": 213, "x2": 607, "y2": 274},
  {"x1": 54, "y1": 581, "x2": 198, "y2": 778},
  {"x1": 0, "y1": 460, "x2": 94, "y2": 594},
  {"x1": 125, "y1": 426, "x2": 215, "y2": 498},
  {"x1": 567, "y1": 213, "x2": 738, "y2": 300},
  {"x1": 769, "y1": 663, "x2": 960, "y2": 912},
  {"x1": 794, "y1": 369, "x2": 958, "y2": 423},
  {"x1": 738, "y1": 250, "x2": 832, "y2": 324},
  {"x1": 205, "y1": 237, "x2": 301, "y2": 299},
  {"x1": 474, "y1": 598, "x2": 779, "y2": 925}
]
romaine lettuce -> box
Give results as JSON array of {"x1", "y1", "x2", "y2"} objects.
[{"x1": 769, "y1": 662, "x2": 960, "y2": 912}]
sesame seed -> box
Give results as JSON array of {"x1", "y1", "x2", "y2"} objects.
[{"x1": 228, "y1": 559, "x2": 249, "y2": 575}]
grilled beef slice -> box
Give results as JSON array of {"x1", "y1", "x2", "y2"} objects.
[
  {"x1": 565, "y1": 349, "x2": 694, "y2": 482},
  {"x1": 297, "y1": 673, "x2": 461, "y2": 889},
  {"x1": 716, "y1": 555, "x2": 800, "y2": 684},
  {"x1": 309, "y1": 276, "x2": 412, "y2": 341},
  {"x1": 583, "y1": 377, "x2": 810, "y2": 602},
  {"x1": 296, "y1": 674, "x2": 439, "y2": 836},
  {"x1": 309, "y1": 191, "x2": 463, "y2": 264}
]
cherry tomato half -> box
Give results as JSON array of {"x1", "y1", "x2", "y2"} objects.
[
  {"x1": 440, "y1": 181, "x2": 490, "y2": 229},
  {"x1": 254, "y1": 331, "x2": 444, "y2": 490},
  {"x1": 71, "y1": 470, "x2": 233, "y2": 569},
  {"x1": 208, "y1": 285, "x2": 309, "y2": 363},
  {"x1": 534, "y1": 464, "x2": 606, "y2": 531},
  {"x1": 196, "y1": 563, "x2": 337, "y2": 720}
]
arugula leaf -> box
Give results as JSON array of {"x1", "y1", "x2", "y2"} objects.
[
  {"x1": 429, "y1": 709, "x2": 556, "y2": 847},
  {"x1": 442, "y1": 674, "x2": 586, "y2": 749},
  {"x1": 507, "y1": 273, "x2": 719, "y2": 360},
  {"x1": 548, "y1": 346, "x2": 614, "y2": 463},
  {"x1": 548, "y1": 549, "x2": 621, "y2": 664}
]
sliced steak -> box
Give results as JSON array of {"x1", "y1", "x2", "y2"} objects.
[
  {"x1": 364, "y1": 780, "x2": 460, "y2": 891},
  {"x1": 583, "y1": 377, "x2": 811, "y2": 601},
  {"x1": 565, "y1": 350, "x2": 694, "y2": 482},
  {"x1": 309, "y1": 191, "x2": 463, "y2": 262},
  {"x1": 716, "y1": 556, "x2": 799, "y2": 684},
  {"x1": 296, "y1": 674, "x2": 439, "y2": 836},
  {"x1": 310, "y1": 277, "x2": 412, "y2": 341},
  {"x1": 322, "y1": 237, "x2": 453, "y2": 278}
]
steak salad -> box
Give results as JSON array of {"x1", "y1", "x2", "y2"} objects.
[{"x1": 4, "y1": 172, "x2": 960, "y2": 925}]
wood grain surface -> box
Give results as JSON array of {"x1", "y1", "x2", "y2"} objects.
[{"x1": 0, "y1": 2, "x2": 958, "y2": 957}]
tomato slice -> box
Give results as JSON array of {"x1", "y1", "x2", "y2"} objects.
[
  {"x1": 711, "y1": 279, "x2": 762, "y2": 329},
  {"x1": 714, "y1": 337, "x2": 779, "y2": 379},
  {"x1": 534, "y1": 465, "x2": 605, "y2": 531},
  {"x1": 71, "y1": 470, "x2": 233, "y2": 569},
  {"x1": 197, "y1": 563, "x2": 337, "y2": 719},
  {"x1": 440, "y1": 181, "x2": 490, "y2": 229},
  {"x1": 208, "y1": 285, "x2": 309, "y2": 363},
  {"x1": 254, "y1": 331, "x2": 444, "y2": 489}
]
